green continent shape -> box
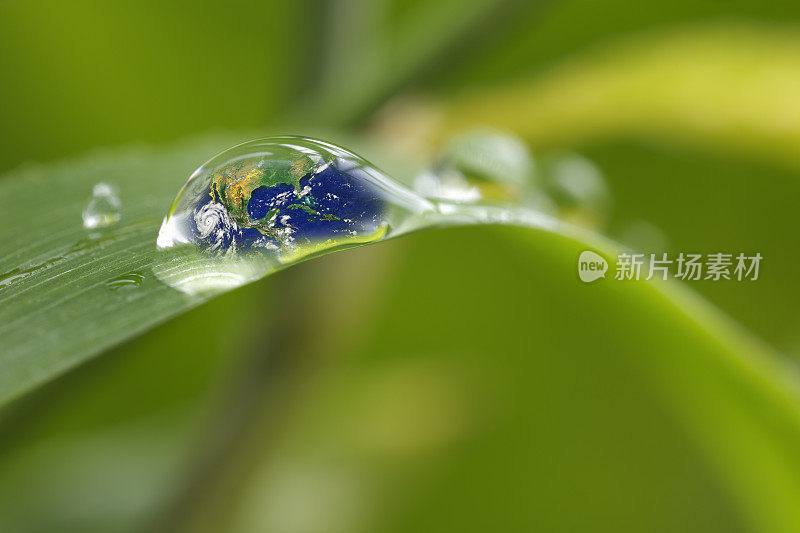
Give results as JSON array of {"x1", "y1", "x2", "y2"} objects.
[{"x1": 209, "y1": 155, "x2": 317, "y2": 229}]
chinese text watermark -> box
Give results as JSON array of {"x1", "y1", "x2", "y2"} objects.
[{"x1": 579, "y1": 252, "x2": 761, "y2": 283}]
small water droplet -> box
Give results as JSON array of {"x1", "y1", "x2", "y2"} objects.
[
  {"x1": 413, "y1": 168, "x2": 482, "y2": 203},
  {"x1": 537, "y1": 152, "x2": 612, "y2": 230},
  {"x1": 416, "y1": 129, "x2": 535, "y2": 203},
  {"x1": 0, "y1": 222, "x2": 149, "y2": 289},
  {"x1": 105, "y1": 270, "x2": 145, "y2": 290},
  {"x1": 83, "y1": 182, "x2": 121, "y2": 229},
  {"x1": 615, "y1": 218, "x2": 669, "y2": 253},
  {"x1": 0, "y1": 266, "x2": 36, "y2": 287}
]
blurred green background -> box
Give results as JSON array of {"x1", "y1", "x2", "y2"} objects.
[{"x1": 2, "y1": 0, "x2": 800, "y2": 531}]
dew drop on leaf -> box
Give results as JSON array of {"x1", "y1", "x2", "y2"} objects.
[
  {"x1": 415, "y1": 129, "x2": 536, "y2": 203},
  {"x1": 537, "y1": 152, "x2": 612, "y2": 230},
  {"x1": 105, "y1": 270, "x2": 145, "y2": 290},
  {"x1": 82, "y1": 182, "x2": 122, "y2": 229},
  {"x1": 155, "y1": 137, "x2": 436, "y2": 295}
]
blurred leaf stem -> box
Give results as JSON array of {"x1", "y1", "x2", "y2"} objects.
[
  {"x1": 380, "y1": 23, "x2": 800, "y2": 171},
  {"x1": 303, "y1": 0, "x2": 538, "y2": 126}
]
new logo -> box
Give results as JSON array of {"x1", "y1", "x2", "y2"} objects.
[{"x1": 578, "y1": 250, "x2": 608, "y2": 283}]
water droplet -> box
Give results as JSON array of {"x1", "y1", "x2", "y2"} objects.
[
  {"x1": 105, "y1": 270, "x2": 145, "y2": 290},
  {"x1": 415, "y1": 129, "x2": 535, "y2": 203},
  {"x1": 156, "y1": 136, "x2": 436, "y2": 295},
  {"x1": 83, "y1": 182, "x2": 122, "y2": 229},
  {"x1": 615, "y1": 218, "x2": 669, "y2": 252},
  {"x1": 413, "y1": 169, "x2": 482, "y2": 203},
  {"x1": 537, "y1": 152, "x2": 612, "y2": 230},
  {"x1": 0, "y1": 222, "x2": 148, "y2": 289},
  {"x1": 0, "y1": 266, "x2": 36, "y2": 287}
]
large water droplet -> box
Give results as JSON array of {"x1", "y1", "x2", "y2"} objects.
[
  {"x1": 156, "y1": 137, "x2": 437, "y2": 295},
  {"x1": 82, "y1": 182, "x2": 122, "y2": 228}
]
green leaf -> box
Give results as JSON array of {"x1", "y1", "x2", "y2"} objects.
[
  {"x1": 0, "y1": 134, "x2": 246, "y2": 404},
  {"x1": 5, "y1": 224, "x2": 795, "y2": 532},
  {"x1": 3, "y1": 128, "x2": 800, "y2": 531},
  {"x1": 0, "y1": 130, "x2": 426, "y2": 405}
]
